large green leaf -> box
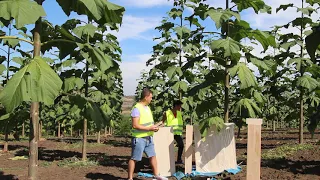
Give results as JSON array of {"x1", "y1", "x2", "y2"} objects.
[
  {"x1": 0, "y1": 113, "x2": 10, "y2": 121},
  {"x1": 251, "y1": 30, "x2": 276, "y2": 50},
  {"x1": 3, "y1": 39, "x2": 20, "y2": 48},
  {"x1": 291, "y1": 17, "x2": 313, "y2": 28},
  {"x1": 297, "y1": 75, "x2": 319, "y2": 92},
  {"x1": 199, "y1": 116, "x2": 225, "y2": 138},
  {"x1": 165, "y1": 66, "x2": 182, "y2": 79},
  {"x1": 63, "y1": 77, "x2": 85, "y2": 92},
  {"x1": 172, "y1": 81, "x2": 188, "y2": 93},
  {"x1": 69, "y1": 95, "x2": 111, "y2": 130},
  {"x1": 287, "y1": 57, "x2": 313, "y2": 71},
  {"x1": 229, "y1": 63, "x2": 257, "y2": 89},
  {"x1": 79, "y1": 43, "x2": 113, "y2": 72},
  {"x1": 206, "y1": 9, "x2": 240, "y2": 29},
  {"x1": 73, "y1": 24, "x2": 97, "y2": 38},
  {"x1": 232, "y1": 0, "x2": 271, "y2": 14},
  {"x1": 12, "y1": 57, "x2": 24, "y2": 66},
  {"x1": 234, "y1": 98, "x2": 261, "y2": 117},
  {"x1": 0, "y1": 64, "x2": 6, "y2": 74},
  {"x1": 211, "y1": 38, "x2": 241, "y2": 57},
  {"x1": 0, "y1": 0, "x2": 46, "y2": 28},
  {"x1": 276, "y1": 4, "x2": 294, "y2": 12},
  {"x1": 250, "y1": 57, "x2": 276, "y2": 72},
  {"x1": 297, "y1": 7, "x2": 317, "y2": 16},
  {"x1": 56, "y1": 0, "x2": 124, "y2": 28},
  {"x1": 0, "y1": 56, "x2": 62, "y2": 112},
  {"x1": 306, "y1": 26, "x2": 320, "y2": 62},
  {"x1": 173, "y1": 26, "x2": 191, "y2": 37},
  {"x1": 306, "y1": 0, "x2": 320, "y2": 6}
]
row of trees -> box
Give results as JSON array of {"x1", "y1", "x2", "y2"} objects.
[
  {"x1": 0, "y1": 0, "x2": 125, "y2": 179},
  {"x1": 135, "y1": 0, "x2": 320, "y2": 139}
]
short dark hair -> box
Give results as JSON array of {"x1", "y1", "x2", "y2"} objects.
[
  {"x1": 140, "y1": 88, "x2": 152, "y2": 100},
  {"x1": 173, "y1": 100, "x2": 183, "y2": 107}
]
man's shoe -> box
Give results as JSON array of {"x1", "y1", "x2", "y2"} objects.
[{"x1": 154, "y1": 175, "x2": 168, "y2": 180}]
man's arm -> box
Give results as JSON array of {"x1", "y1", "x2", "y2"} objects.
[
  {"x1": 161, "y1": 112, "x2": 167, "y2": 124},
  {"x1": 132, "y1": 117, "x2": 159, "y2": 132}
]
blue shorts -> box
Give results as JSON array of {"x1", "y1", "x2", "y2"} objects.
[{"x1": 131, "y1": 136, "x2": 156, "y2": 161}]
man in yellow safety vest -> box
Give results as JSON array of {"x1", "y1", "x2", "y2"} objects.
[
  {"x1": 127, "y1": 88, "x2": 167, "y2": 180},
  {"x1": 161, "y1": 100, "x2": 184, "y2": 164}
]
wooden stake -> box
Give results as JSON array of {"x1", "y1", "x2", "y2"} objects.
[
  {"x1": 246, "y1": 118, "x2": 263, "y2": 180},
  {"x1": 185, "y1": 125, "x2": 193, "y2": 174}
]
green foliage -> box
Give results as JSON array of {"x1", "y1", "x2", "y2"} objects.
[
  {"x1": 232, "y1": 0, "x2": 272, "y2": 13},
  {"x1": 229, "y1": 63, "x2": 258, "y2": 89},
  {"x1": 56, "y1": 0, "x2": 125, "y2": 29},
  {"x1": 0, "y1": 0, "x2": 46, "y2": 28},
  {"x1": 0, "y1": 56, "x2": 62, "y2": 112},
  {"x1": 57, "y1": 156, "x2": 98, "y2": 167},
  {"x1": 199, "y1": 116, "x2": 225, "y2": 138},
  {"x1": 205, "y1": 9, "x2": 240, "y2": 29},
  {"x1": 116, "y1": 115, "x2": 131, "y2": 136},
  {"x1": 262, "y1": 144, "x2": 314, "y2": 159},
  {"x1": 296, "y1": 75, "x2": 319, "y2": 92},
  {"x1": 305, "y1": 26, "x2": 320, "y2": 62},
  {"x1": 211, "y1": 38, "x2": 241, "y2": 57}
]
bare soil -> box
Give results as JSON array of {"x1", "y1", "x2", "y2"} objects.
[{"x1": 0, "y1": 129, "x2": 319, "y2": 180}]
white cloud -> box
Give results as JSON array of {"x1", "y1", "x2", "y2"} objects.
[
  {"x1": 114, "y1": 0, "x2": 171, "y2": 8},
  {"x1": 121, "y1": 54, "x2": 152, "y2": 95},
  {"x1": 113, "y1": 15, "x2": 161, "y2": 41}
]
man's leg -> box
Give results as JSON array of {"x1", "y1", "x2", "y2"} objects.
[
  {"x1": 128, "y1": 159, "x2": 136, "y2": 179},
  {"x1": 144, "y1": 137, "x2": 158, "y2": 175},
  {"x1": 128, "y1": 137, "x2": 144, "y2": 179},
  {"x1": 174, "y1": 135, "x2": 184, "y2": 162},
  {"x1": 149, "y1": 156, "x2": 159, "y2": 176}
]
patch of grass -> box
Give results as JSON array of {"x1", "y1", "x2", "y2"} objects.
[
  {"x1": 9, "y1": 156, "x2": 28, "y2": 160},
  {"x1": 57, "y1": 156, "x2": 98, "y2": 167},
  {"x1": 0, "y1": 167, "x2": 25, "y2": 171},
  {"x1": 262, "y1": 143, "x2": 314, "y2": 160},
  {"x1": 40, "y1": 161, "x2": 53, "y2": 167},
  {"x1": 59, "y1": 142, "x2": 105, "y2": 150}
]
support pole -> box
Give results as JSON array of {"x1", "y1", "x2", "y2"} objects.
[{"x1": 246, "y1": 118, "x2": 263, "y2": 180}]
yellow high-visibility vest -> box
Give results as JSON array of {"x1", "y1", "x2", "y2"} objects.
[
  {"x1": 131, "y1": 103, "x2": 154, "y2": 137},
  {"x1": 166, "y1": 110, "x2": 183, "y2": 135}
]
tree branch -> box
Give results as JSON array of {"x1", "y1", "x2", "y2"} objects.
[
  {"x1": 0, "y1": 36, "x2": 33, "y2": 45},
  {"x1": 41, "y1": 39, "x2": 76, "y2": 46},
  {"x1": 0, "y1": 47, "x2": 8, "y2": 54}
]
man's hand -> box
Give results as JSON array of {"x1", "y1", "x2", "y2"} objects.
[{"x1": 148, "y1": 125, "x2": 159, "y2": 132}]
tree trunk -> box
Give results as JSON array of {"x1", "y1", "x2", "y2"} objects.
[
  {"x1": 273, "y1": 120, "x2": 276, "y2": 132},
  {"x1": 104, "y1": 127, "x2": 107, "y2": 137},
  {"x1": 3, "y1": 130, "x2": 8, "y2": 152},
  {"x1": 78, "y1": 129, "x2": 81, "y2": 137},
  {"x1": 82, "y1": 119, "x2": 87, "y2": 161},
  {"x1": 28, "y1": 4, "x2": 42, "y2": 177},
  {"x1": 28, "y1": 102, "x2": 39, "y2": 180},
  {"x1": 58, "y1": 122, "x2": 61, "y2": 138},
  {"x1": 298, "y1": 0, "x2": 304, "y2": 144},
  {"x1": 266, "y1": 121, "x2": 269, "y2": 129},
  {"x1": 299, "y1": 90, "x2": 304, "y2": 144},
  {"x1": 97, "y1": 131, "x2": 101, "y2": 144},
  {"x1": 224, "y1": 0, "x2": 230, "y2": 123},
  {"x1": 70, "y1": 125, "x2": 73, "y2": 137},
  {"x1": 22, "y1": 121, "x2": 25, "y2": 138},
  {"x1": 38, "y1": 121, "x2": 42, "y2": 141},
  {"x1": 237, "y1": 126, "x2": 241, "y2": 138}
]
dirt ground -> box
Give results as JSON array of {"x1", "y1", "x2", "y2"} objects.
[{"x1": 0, "y1": 129, "x2": 319, "y2": 180}]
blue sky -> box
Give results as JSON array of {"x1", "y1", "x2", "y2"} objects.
[{"x1": 2, "y1": 0, "x2": 315, "y2": 95}]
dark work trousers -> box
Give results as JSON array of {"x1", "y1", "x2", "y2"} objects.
[{"x1": 174, "y1": 135, "x2": 184, "y2": 161}]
